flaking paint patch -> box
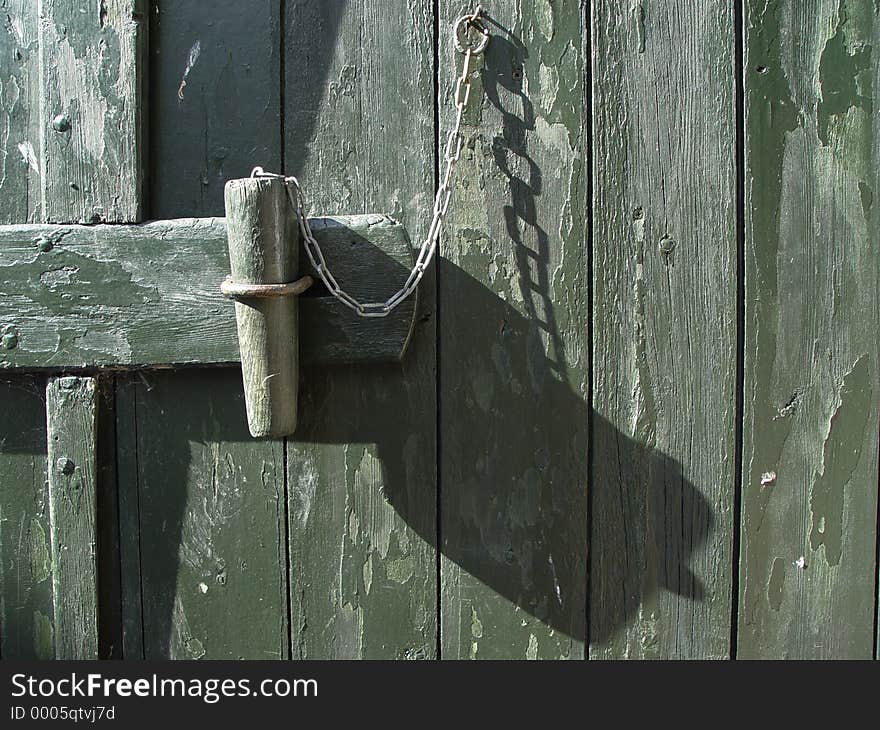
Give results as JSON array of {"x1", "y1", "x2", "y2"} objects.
[
  {"x1": 171, "y1": 596, "x2": 205, "y2": 659},
  {"x1": 16, "y1": 141, "x2": 38, "y2": 173},
  {"x1": 534, "y1": 117, "x2": 573, "y2": 176},
  {"x1": 352, "y1": 448, "x2": 393, "y2": 559},
  {"x1": 767, "y1": 556, "x2": 785, "y2": 610},
  {"x1": 470, "y1": 607, "x2": 483, "y2": 639},
  {"x1": 54, "y1": 38, "x2": 108, "y2": 161},
  {"x1": 33, "y1": 609, "x2": 53, "y2": 659},
  {"x1": 526, "y1": 633, "x2": 538, "y2": 660},
  {"x1": 539, "y1": 62, "x2": 559, "y2": 113},
  {"x1": 535, "y1": 0, "x2": 555, "y2": 42},
  {"x1": 386, "y1": 555, "x2": 414, "y2": 584},
  {"x1": 816, "y1": 0, "x2": 873, "y2": 147},
  {"x1": 809, "y1": 354, "x2": 872, "y2": 566},
  {"x1": 362, "y1": 554, "x2": 373, "y2": 595},
  {"x1": 291, "y1": 450, "x2": 319, "y2": 528}
]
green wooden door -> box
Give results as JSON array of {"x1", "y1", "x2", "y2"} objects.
[{"x1": 1, "y1": 0, "x2": 878, "y2": 660}]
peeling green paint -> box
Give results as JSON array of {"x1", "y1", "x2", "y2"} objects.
[
  {"x1": 817, "y1": 1, "x2": 873, "y2": 147},
  {"x1": 809, "y1": 355, "x2": 872, "y2": 566},
  {"x1": 767, "y1": 557, "x2": 785, "y2": 611},
  {"x1": 32, "y1": 609, "x2": 53, "y2": 660}
]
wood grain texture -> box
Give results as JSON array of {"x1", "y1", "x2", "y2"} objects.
[
  {"x1": 120, "y1": 0, "x2": 289, "y2": 660},
  {"x1": 738, "y1": 0, "x2": 880, "y2": 659},
  {"x1": 0, "y1": 216, "x2": 416, "y2": 369},
  {"x1": 285, "y1": 0, "x2": 437, "y2": 659},
  {"x1": 0, "y1": 376, "x2": 53, "y2": 659},
  {"x1": 224, "y1": 177, "x2": 299, "y2": 437},
  {"x1": 590, "y1": 1, "x2": 737, "y2": 659},
  {"x1": 46, "y1": 375, "x2": 98, "y2": 659},
  {"x1": 439, "y1": 1, "x2": 589, "y2": 660},
  {"x1": 149, "y1": 0, "x2": 281, "y2": 218},
  {"x1": 0, "y1": 0, "x2": 40, "y2": 224},
  {"x1": 117, "y1": 370, "x2": 289, "y2": 659},
  {"x1": 39, "y1": 0, "x2": 145, "y2": 223}
]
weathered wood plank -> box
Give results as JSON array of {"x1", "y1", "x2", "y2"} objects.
[
  {"x1": 438, "y1": 2, "x2": 588, "y2": 660},
  {"x1": 45, "y1": 375, "x2": 99, "y2": 659},
  {"x1": 0, "y1": 0, "x2": 40, "y2": 223},
  {"x1": 121, "y1": 0, "x2": 289, "y2": 660},
  {"x1": 0, "y1": 215, "x2": 416, "y2": 369},
  {"x1": 0, "y1": 2, "x2": 46, "y2": 661},
  {"x1": 738, "y1": 0, "x2": 880, "y2": 659},
  {"x1": 122, "y1": 370, "x2": 289, "y2": 659},
  {"x1": 149, "y1": 0, "x2": 281, "y2": 218},
  {"x1": 39, "y1": 0, "x2": 145, "y2": 223},
  {"x1": 285, "y1": 0, "x2": 437, "y2": 659},
  {"x1": 590, "y1": 0, "x2": 737, "y2": 660},
  {"x1": 0, "y1": 375, "x2": 53, "y2": 659}
]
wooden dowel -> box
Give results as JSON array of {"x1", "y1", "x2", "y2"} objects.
[{"x1": 224, "y1": 177, "x2": 300, "y2": 437}]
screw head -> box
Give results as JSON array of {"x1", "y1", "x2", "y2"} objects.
[
  {"x1": 659, "y1": 235, "x2": 677, "y2": 255},
  {"x1": 56, "y1": 457, "x2": 75, "y2": 475},
  {"x1": 51, "y1": 113, "x2": 71, "y2": 133},
  {"x1": 1, "y1": 327, "x2": 18, "y2": 350}
]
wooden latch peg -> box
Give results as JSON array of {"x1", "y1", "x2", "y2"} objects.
[{"x1": 222, "y1": 176, "x2": 313, "y2": 438}]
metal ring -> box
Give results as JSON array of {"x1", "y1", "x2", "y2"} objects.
[
  {"x1": 221, "y1": 275, "x2": 314, "y2": 299},
  {"x1": 453, "y1": 14, "x2": 489, "y2": 55}
]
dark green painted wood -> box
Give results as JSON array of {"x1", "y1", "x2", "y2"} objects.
[
  {"x1": 589, "y1": 1, "x2": 737, "y2": 659},
  {"x1": 118, "y1": 370, "x2": 289, "y2": 659},
  {"x1": 150, "y1": 0, "x2": 281, "y2": 218},
  {"x1": 0, "y1": 0, "x2": 39, "y2": 224},
  {"x1": 438, "y1": 1, "x2": 588, "y2": 660},
  {"x1": 0, "y1": 216, "x2": 416, "y2": 369},
  {"x1": 0, "y1": 1, "x2": 50, "y2": 660},
  {"x1": 285, "y1": 0, "x2": 437, "y2": 659},
  {"x1": 117, "y1": 0, "x2": 290, "y2": 660},
  {"x1": 39, "y1": 0, "x2": 146, "y2": 223},
  {"x1": 115, "y1": 375, "x2": 143, "y2": 659},
  {"x1": 94, "y1": 373, "x2": 122, "y2": 659},
  {"x1": 738, "y1": 0, "x2": 880, "y2": 659},
  {"x1": 0, "y1": 375, "x2": 53, "y2": 659},
  {"x1": 46, "y1": 375, "x2": 99, "y2": 659}
]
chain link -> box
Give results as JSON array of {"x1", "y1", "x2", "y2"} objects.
[{"x1": 252, "y1": 6, "x2": 488, "y2": 318}]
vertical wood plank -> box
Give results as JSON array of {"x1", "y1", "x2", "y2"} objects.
[
  {"x1": 46, "y1": 375, "x2": 98, "y2": 660},
  {"x1": 590, "y1": 1, "x2": 737, "y2": 658},
  {"x1": 124, "y1": 0, "x2": 290, "y2": 659},
  {"x1": 0, "y1": 2, "x2": 51, "y2": 658},
  {"x1": 150, "y1": 0, "x2": 281, "y2": 217},
  {"x1": 38, "y1": 0, "x2": 146, "y2": 223},
  {"x1": 438, "y1": 2, "x2": 589, "y2": 659},
  {"x1": 738, "y1": 0, "x2": 880, "y2": 658},
  {"x1": 0, "y1": 0, "x2": 40, "y2": 223},
  {"x1": 285, "y1": 0, "x2": 437, "y2": 659},
  {"x1": 0, "y1": 376, "x2": 53, "y2": 659},
  {"x1": 129, "y1": 372, "x2": 289, "y2": 660}
]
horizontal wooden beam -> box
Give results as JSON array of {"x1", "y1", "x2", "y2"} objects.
[{"x1": 0, "y1": 215, "x2": 416, "y2": 370}]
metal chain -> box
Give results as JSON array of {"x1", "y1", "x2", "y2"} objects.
[{"x1": 252, "y1": 6, "x2": 489, "y2": 318}]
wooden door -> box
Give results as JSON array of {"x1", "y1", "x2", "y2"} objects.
[{"x1": 1, "y1": 1, "x2": 878, "y2": 660}]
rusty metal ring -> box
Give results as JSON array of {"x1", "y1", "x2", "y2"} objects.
[
  {"x1": 221, "y1": 275, "x2": 314, "y2": 299},
  {"x1": 453, "y1": 14, "x2": 489, "y2": 55}
]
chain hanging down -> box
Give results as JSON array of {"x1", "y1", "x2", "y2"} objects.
[{"x1": 252, "y1": 6, "x2": 489, "y2": 318}]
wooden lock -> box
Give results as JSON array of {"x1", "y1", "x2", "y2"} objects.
[{"x1": 223, "y1": 176, "x2": 312, "y2": 438}]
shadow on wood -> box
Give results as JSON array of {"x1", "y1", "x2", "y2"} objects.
[{"x1": 294, "y1": 258, "x2": 714, "y2": 646}]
